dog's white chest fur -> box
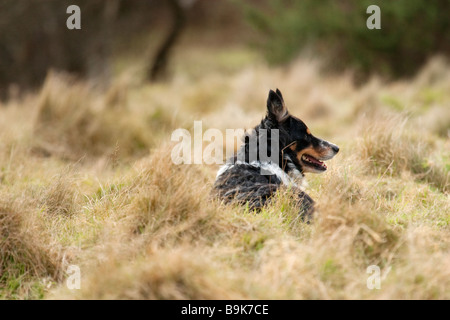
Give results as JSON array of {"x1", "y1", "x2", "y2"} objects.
[{"x1": 216, "y1": 161, "x2": 306, "y2": 190}]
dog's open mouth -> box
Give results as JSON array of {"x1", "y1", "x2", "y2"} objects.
[{"x1": 301, "y1": 154, "x2": 327, "y2": 171}]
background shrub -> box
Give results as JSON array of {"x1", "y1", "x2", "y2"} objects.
[{"x1": 242, "y1": 0, "x2": 450, "y2": 79}]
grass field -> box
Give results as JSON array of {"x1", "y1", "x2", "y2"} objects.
[{"x1": 0, "y1": 46, "x2": 449, "y2": 299}]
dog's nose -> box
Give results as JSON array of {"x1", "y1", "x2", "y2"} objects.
[{"x1": 332, "y1": 145, "x2": 339, "y2": 153}]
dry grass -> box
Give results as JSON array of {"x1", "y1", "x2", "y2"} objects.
[
  {"x1": 357, "y1": 116, "x2": 448, "y2": 192},
  {"x1": 0, "y1": 48, "x2": 449, "y2": 299},
  {"x1": 33, "y1": 72, "x2": 153, "y2": 160},
  {"x1": 0, "y1": 198, "x2": 63, "y2": 299}
]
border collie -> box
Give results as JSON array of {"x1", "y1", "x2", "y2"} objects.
[{"x1": 213, "y1": 89, "x2": 339, "y2": 219}]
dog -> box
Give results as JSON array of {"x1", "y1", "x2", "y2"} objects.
[{"x1": 213, "y1": 89, "x2": 339, "y2": 219}]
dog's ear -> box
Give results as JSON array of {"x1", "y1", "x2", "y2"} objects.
[
  {"x1": 276, "y1": 88, "x2": 284, "y2": 102},
  {"x1": 267, "y1": 89, "x2": 289, "y2": 123}
]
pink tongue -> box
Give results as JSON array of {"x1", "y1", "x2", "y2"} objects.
[{"x1": 306, "y1": 155, "x2": 323, "y2": 165}]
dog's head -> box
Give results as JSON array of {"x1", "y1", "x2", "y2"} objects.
[{"x1": 266, "y1": 89, "x2": 339, "y2": 174}]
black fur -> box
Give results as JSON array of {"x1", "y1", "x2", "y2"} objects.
[{"x1": 213, "y1": 89, "x2": 339, "y2": 220}]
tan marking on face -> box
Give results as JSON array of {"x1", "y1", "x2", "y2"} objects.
[
  {"x1": 296, "y1": 146, "x2": 331, "y2": 173},
  {"x1": 296, "y1": 146, "x2": 321, "y2": 163},
  {"x1": 289, "y1": 142, "x2": 297, "y2": 151},
  {"x1": 297, "y1": 144, "x2": 337, "y2": 161},
  {"x1": 306, "y1": 128, "x2": 311, "y2": 135}
]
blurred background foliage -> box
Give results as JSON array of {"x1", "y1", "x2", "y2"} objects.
[
  {"x1": 0, "y1": 0, "x2": 448, "y2": 98},
  {"x1": 0, "y1": 0, "x2": 166, "y2": 95},
  {"x1": 242, "y1": 0, "x2": 450, "y2": 79}
]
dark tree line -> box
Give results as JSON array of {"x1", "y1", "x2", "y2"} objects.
[{"x1": 0, "y1": 0, "x2": 200, "y2": 99}]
